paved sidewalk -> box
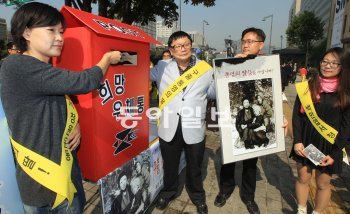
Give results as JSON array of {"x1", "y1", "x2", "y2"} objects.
[{"x1": 82, "y1": 80, "x2": 350, "y2": 214}]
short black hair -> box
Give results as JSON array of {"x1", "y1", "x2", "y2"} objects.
[
  {"x1": 6, "y1": 41, "x2": 14, "y2": 50},
  {"x1": 241, "y1": 27, "x2": 266, "y2": 42},
  {"x1": 117, "y1": 172, "x2": 127, "y2": 185},
  {"x1": 168, "y1": 31, "x2": 193, "y2": 48},
  {"x1": 162, "y1": 49, "x2": 171, "y2": 56},
  {"x1": 242, "y1": 97, "x2": 251, "y2": 104},
  {"x1": 11, "y1": 2, "x2": 66, "y2": 52}
]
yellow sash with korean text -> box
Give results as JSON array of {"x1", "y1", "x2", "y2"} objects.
[
  {"x1": 158, "y1": 60, "x2": 212, "y2": 111},
  {"x1": 10, "y1": 95, "x2": 78, "y2": 208},
  {"x1": 295, "y1": 81, "x2": 349, "y2": 164}
]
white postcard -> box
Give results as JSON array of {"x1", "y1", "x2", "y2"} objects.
[{"x1": 303, "y1": 144, "x2": 325, "y2": 166}]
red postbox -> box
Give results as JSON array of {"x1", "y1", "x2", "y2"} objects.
[{"x1": 54, "y1": 6, "x2": 159, "y2": 181}]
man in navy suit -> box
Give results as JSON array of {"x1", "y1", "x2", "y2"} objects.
[{"x1": 150, "y1": 31, "x2": 215, "y2": 214}]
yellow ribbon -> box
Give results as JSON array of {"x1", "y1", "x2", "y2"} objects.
[
  {"x1": 157, "y1": 60, "x2": 212, "y2": 125},
  {"x1": 295, "y1": 81, "x2": 349, "y2": 164},
  {"x1": 11, "y1": 95, "x2": 78, "y2": 208},
  {"x1": 158, "y1": 60, "x2": 212, "y2": 111}
]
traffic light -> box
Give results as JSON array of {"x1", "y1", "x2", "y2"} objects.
[{"x1": 5, "y1": 0, "x2": 33, "y2": 6}]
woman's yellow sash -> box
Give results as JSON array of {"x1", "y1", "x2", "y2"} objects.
[
  {"x1": 295, "y1": 81, "x2": 349, "y2": 164},
  {"x1": 10, "y1": 95, "x2": 78, "y2": 208}
]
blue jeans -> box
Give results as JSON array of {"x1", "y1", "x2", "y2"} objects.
[{"x1": 23, "y1": 195, "x2": 84, "y2": 214}]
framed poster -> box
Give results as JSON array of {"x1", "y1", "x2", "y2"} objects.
[
  {"x1": 100, "y1": 150, "x2": 151, "y2": 214},
  {"x1": 213, "y1": 55, "x2": 285, "y2": 164}
]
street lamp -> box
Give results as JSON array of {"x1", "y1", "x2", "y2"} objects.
[
  {"x1": 280, "y1": 35, "x2": 283, "y2": 49},
  {"x1": 262, "y1": 14, "x2": 273, "y2": 54},
  {"x1": 202, "y1": 20, "x2": 209, "y2": 47},
  {"x1": 179, "y1": 0, "x2": 182, "y2": 30}
]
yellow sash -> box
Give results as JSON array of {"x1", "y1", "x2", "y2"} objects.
[
  {"x1": 11, "y1": 95, "x2": 78, "y2": 208},
  {"x1": 158, "y1": 60, "x2": 212, "y2": 111},
  {"x1": 295, "y1": 81, "x2": 349, "y2": 164}
]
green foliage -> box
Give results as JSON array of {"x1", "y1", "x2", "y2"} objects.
[
  {"x1": 286, "y1": 11, "x2": 324, "y2": 51},
  {"x1": 68, "y1": 0, "x2": 215, "y2": 27},
  {"x1": 184, "y1": 0, "x2": 215, "y2": 7},
  {"x1": 0, "y1": 0, "x2": 30, "y2": 6},
  {"x1": 309, "y1": 38, "x2": 327, "y2": 67}
]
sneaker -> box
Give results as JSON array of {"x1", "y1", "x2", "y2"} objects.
[
  {"x1": 282, "y1": 92, "x2": 288, "y2": 102},
  {"x1": 243, "y1": 200, "x2": 260, "y2": 214},
  {"x1": 214, "y1": 193, "x2": 230, "y2": 207},
  {"x1": 297, "y1": 205, "x2": 307, "y2": 214}
]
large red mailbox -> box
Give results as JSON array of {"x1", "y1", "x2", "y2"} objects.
[{"x1": 54, "y1": 6, "x2": 159, "y2": 181}]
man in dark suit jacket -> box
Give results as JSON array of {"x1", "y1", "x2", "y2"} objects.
[{"x1": 214, "y1": 27, "x2": 266, "y2": 214}]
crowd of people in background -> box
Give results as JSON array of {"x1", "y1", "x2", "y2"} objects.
[{"x1": 281, "y1": 61, "x2": 314, "y2": 92}]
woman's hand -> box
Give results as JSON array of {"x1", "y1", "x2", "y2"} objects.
[
  {"x1": 294, "y1": 143, "x2": 305, "y2": 157},
  {"x1": 319, "y1": 155, "x2": 334, "y2": 166},
  {"x1": 67, "y1": 123, "x2": 81, "y2": 151}
]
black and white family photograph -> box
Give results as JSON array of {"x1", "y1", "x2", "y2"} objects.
[
  {"x1": 100, "y1": 151, "x2": 151, "y2": 214},
  {"x1": 214, "y1": 55, "x2": 285, "y2": 164},
  {"x1": 228, "y1": 78, "x2": 276, "y2": 155}
]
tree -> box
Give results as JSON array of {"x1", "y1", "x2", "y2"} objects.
[
  {"x1": 66, "y1": 0, "x2": 215, "y2": 27},
  {"x1": 64, "y1": 0, "x2": 97, "y2": 13},
  {"x1": 309, "y1": 38, "x2": 327, "y2": 67},
  {"x1": 286, "y1": 11, "x2": 324, "y2": 66}
]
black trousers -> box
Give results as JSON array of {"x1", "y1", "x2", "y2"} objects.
[
  {"x1": 219, "y1": 157, "x2": 258, "y2": 202},
  {"x1": 159, "y1": 120, "x2": 206, "y2": 205}
]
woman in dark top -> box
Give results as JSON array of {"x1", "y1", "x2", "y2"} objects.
[
  {"x1": 290, "y1": 47, "x2": 350, "y2": 214},
  {"x1": 236, "y1": 98, "x2": 254, "y2": 149},
  {"x1": 0, "y1": 2, "x2": 121, "y2": 212}
]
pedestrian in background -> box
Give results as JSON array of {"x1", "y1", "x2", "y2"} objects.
[
  {"x1": 291, "y1": 62, "x2": 298, "y2": 84},
  {"x1": 0, "y1": 42, "x2": 21, "y2": 68},
  {"x1": 290, "y1": 47, "x2": 350, "y2": 214},
  {"x1": 162, "y1": 49, "x2": 172, "y2": 60},
  {"x1": 299, "y1": 67, "x2": 307, "y2": 82}
]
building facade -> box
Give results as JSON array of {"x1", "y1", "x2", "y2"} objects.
[
  {"x1": 133, "y1": 21, "x2": 157, "y2": 49},
  {"x1": 186, "y1": 31, "x2": 206, "y2": 48},
  {"x1": 341, "y1": 0, "x2": 350, "y2": 49},
  {"x1": 289, "y1": 0, "x2": 302, "y2": 25},
  {"x1": 156, "y1": 20, "x2": 179, "y2": 46},
  {"x1": 288, "y1": 0, "x2": 332, "y2": 46},
  {"x1": 300, "y1": 0, "x2": 332, "y2": 35},
  {"x1": 327, "y1": 0, "x2": 350, "y2": 50}
]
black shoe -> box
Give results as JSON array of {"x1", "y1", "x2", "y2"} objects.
[
  {"x1": 155, "y1": 197, "x2": 170, "y2": 210},
  {"x1": 243, "y1": 200, "x2": 260, "y2": 214},
  {"x1": 196, "y1": 203, "x2": 208, "y2": 214},
  {"x1": 214, "y1": 193, "x2": 230, "y2": 207}
]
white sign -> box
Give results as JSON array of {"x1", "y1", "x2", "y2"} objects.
[
  {"x1": 214, "y1": 55, "x2": 285, "y2": 164},
  {"x1": 331, "y1": 0, "x2": 345, "y2": 48}
]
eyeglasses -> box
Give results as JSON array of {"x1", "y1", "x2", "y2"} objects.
[
  {"x1": 170, "y1": 42, "x2": 191, "y2": 51},
  {"x1": 241, "y1": 39, "x2": 263, "y2": 46},
  {"x1": 320, "y1": 60, "x2": 341, "y2": 68},
  {"x1": 10, "y1": 48, "x2": 20, "y2": 52}
]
